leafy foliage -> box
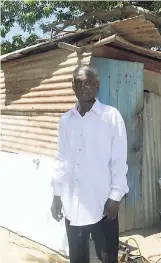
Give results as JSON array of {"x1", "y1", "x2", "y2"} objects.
[
  {"x1": 1, "y1": 0, "x2": 161, "y2": 54},
  {"x1": 1, "y1": 34, "x2": 38, "y2": 55}
]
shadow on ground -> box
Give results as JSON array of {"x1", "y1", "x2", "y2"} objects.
[{"x1": 120, "y1": 225, "x2": 161, "y2": 238}]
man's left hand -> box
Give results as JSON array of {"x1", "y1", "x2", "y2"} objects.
[{"x1": 103, "y1": 199, "x2": 119, "y2": 220}]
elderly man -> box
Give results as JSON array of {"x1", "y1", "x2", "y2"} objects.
[{"x1": 51, "y1": 65, "x2": 129, "y2": 263}]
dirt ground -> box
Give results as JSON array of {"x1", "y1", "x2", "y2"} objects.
[
  {"x1": 0, "y1": 227, "x2": 66, "y2": 263},
  {"x1": 0, "y1": 226, "x2": 161, "y2": 263},
  {"x1": 119, "y1": 227, "x2": 161, "y2": 262}
]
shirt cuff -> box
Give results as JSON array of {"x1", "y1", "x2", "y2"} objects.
[
  {"x1": 53, "y1": 184, "x2": 61, "y2": 196},
  {"x1": 108, "y1": 188, "x2": 124, "y2": 202}
]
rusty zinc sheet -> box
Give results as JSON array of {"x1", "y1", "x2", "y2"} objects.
[
  {"x1": 0, "y1": 70, "x2": 5, "y2": 107},
  {"x1": 1, "y1": 49, "x2": 91, "y2": 156},
  {"x1": 144, "y1": 70, "x2": 161, "y2": 96},
  {"x1": 111, "y1": 15, "x2": 161, "y2": 47},
  {"x1": 142, "y1": 92, "x2": 161, "y2": 227},
  {"x1": 1, "y1": 15, "x2": 161, "y2": 65}
]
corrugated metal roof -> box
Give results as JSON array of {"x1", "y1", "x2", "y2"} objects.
[
  {"x1": 111, "y1": 35, "x2": 161, "y2": 61},
  {"x1": 111, "y1": 15, "x2": 161, "y2": 47},
  {"x1": 142, "y1": 92, "x2": 161, "y2": 226},
  {"x1": 1, "y1": 16, "x2": 161, "y2": 63}
]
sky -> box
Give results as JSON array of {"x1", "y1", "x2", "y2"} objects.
[
  {"x1": 5, "y1": 16, "x2": 56, "y2": 41},
  {"x1": 4, "y1": 8, "x2": 74, "y2": 41}
]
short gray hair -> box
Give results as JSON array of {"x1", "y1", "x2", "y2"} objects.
[{"x1": 73, "y1": 65, "x2": 99, "y2": 81}]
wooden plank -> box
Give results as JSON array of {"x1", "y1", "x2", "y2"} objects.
[
  {"x1": 125, "y1": 61, "x2": 136, "y2": 230},
  {"x1": 108, "y1": 60, "x2": 126, "y2": 233},
  {"x1": 109, "y1": 60, "x2": 126, "y2": 232},
  {"x1": 117, "y1": 61, "x2": 129, "y2": 232},
  {"x1": 124, "y1": 61, "x2": 143, "y2": 231},
  {"x1": 92, "y1": 57, "x2": 110, "y2": 104},
  {"x1": 108, "y1": 60, "x2": 119, "y2": 109},
  {"x1": 134, "y1": 63, "x2": 144, "y2": 228}
]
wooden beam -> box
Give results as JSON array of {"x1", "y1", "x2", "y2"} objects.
[
  {"x1": 92, "y1": 45, "x2": 161, "y2": 73},
  {"x1": 76, "y1": 29, "x2": 113, "y2": 47},
  {"x1": 115, "y1": 35, "x2": 161, "y2": 60},
  {"x1": 82, "y1": 35, "x2": 116, "y2": 53},
  {"x1": 58, "y1": 42, "x2": 80, "y2": 52},
  {"x1": 59, "y1": 35, "x2": 117, "y2": 54}
]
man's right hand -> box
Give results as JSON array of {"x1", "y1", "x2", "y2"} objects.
[{"x1": 51, "y1": 196, "x2": 63, "y2": 222}]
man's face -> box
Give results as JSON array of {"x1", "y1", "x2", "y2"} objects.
[{"x1": 72, "y1": 70, "x2": 99, "y2": 102}]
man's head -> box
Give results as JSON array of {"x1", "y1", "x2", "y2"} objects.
[{"x1": 72, "y1": 65, "x2": 99, "y2": 102}]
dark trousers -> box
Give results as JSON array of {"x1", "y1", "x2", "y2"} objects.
[{"x1": 65, "y1": 217, "x2": 119, "y2": 263}]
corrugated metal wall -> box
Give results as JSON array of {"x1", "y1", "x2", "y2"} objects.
[
  {"x1": 0, "y1": 70, "x2": 5, "y2": 107},
  {"x1": 144, "y1": 70, "x2": 161, "y2": 96},
  {"x1": 142, "y1": 92, "x2": 161, "y2": 226},
  {"x1": 1, "y1": 49, "x2": 91, "y2": 156}
]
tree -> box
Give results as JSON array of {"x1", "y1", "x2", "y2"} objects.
[
  {"x1": 1, "y1": 34, "x2": 39, "y2": 55},
  {"x1": 1, "y1": 0, "x2": 161, "y2": 55}
]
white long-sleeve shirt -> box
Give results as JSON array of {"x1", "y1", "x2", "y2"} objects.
[{"x1": 51, "y1": 99, "x2": 129, "y2": 226}]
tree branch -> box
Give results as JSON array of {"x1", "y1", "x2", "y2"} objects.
[
  {"x1": 41, "y1": 6, "x2": 123, "y2": 34},
  {"x1": 41, "y1": 4, "x2": 161, "y2": 34},
  {"x1": 58, "y1": 42, "x2": 80, "y2": 52},
  {"x1": 125, "y1": 5, "x2": 161, "y2": 25}
]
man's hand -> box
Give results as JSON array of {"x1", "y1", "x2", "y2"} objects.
[
  {"x1": 51, "y1": 196, "x2": 63, "y2": 222},
  {"x1": 103, "y1": 198, "x2": 119, "y2": 220}
]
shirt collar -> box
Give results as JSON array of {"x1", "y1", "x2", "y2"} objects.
[{"x1": 71, "y1": 99, "x2": 102, "y2": 117}]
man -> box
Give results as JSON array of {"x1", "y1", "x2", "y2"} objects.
[{"x1": 51, "y1": 65, "x2": 129, "y2": 263}]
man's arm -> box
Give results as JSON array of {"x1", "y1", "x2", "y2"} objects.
[
  {"x1": 51, "y1": 117, "x2": 66, "y2": 221},
  {"x1": 104, "y1": 109, "x2": 129, "y2": 219}
]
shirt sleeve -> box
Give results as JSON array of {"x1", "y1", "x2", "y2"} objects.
[
  {"x1": 51, "y1": 117, "x2": 67, "y2": 196},
  {"x1": 108, "y1": 109, "x2": 129, "y2": 201}
]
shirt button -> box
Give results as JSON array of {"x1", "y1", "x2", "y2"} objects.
[
  {"x1": 76, "y1": 179, "x2": 78, "y2": 182},
  {"x1": 80, "y1": 133, "x2": 83, "y2": 136},
  {"x1": 79, "y1": 149, "x2": 81, "y2": 151},
  {"x1": 77, "y1": 163, "x2": 80, "y2": 166}
]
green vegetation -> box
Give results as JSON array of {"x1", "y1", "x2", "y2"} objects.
[{"x1": 1, "y1": 0, "x2": 161, "y2": 54}]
